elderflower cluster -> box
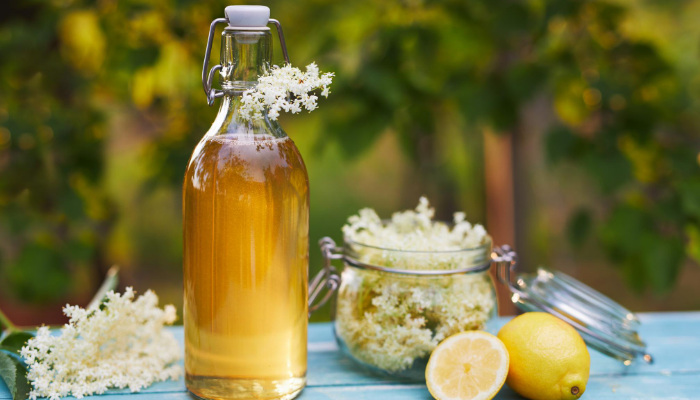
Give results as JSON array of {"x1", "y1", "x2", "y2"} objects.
[
  {"x1": 335, "y1": 198, "x2": 495, "y2": 373},
  {"x1": 336, "y1": 270, "x2": 494, "y2": 372},
  {"x1": 21, "y1": 288, "x2": 182, "y2": 400},
  {"x1": 342, "y1": 197, "x2": 489, "y2": 270},
  {"x1": 240, "y1": 62, "x2": 334, "y2": 121}
]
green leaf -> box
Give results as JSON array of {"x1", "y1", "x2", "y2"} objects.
[
  {"x1": 545, "y1": 126, "x2": 581, "y2": 164},
  {"x1": 6, "y1": 242, "x2": 71, "y2": 303},
  {"x1": 567, "y1": 208, "x2": 592, "y2": 247},
  {"x1": 600, "y1": 205, "x2": 649, "y2": 256},
  {"x1": 583, "y1": 152, "x2": 632, "y2": 194},
  {"x1": 505, "y1": 63, "x2": 546, "y2": 102},
  {"x1": 685, "y1": 224, "x2": 700, "y2": 265},
  {"x1": 325, "y1": 97, "x2": 388, "y2": 158},
  {"x1": 641, "y1": 235, "x2": 684, "y2": 294},
  {"x1": 620, "y1": 259, "x2": 646, "y2": 293},
  {"x1": 0, "y1": 353, "x2": 16, "y2": 396},
  {"x1": 0, "y1": 352, "x2": 30, "y2": 400},
  {"x1": 678, "y1": 178, "x2": 700, "y2": 219},
  {"x1": 0, "y1": 332, "x2": 33, "y2": 356},
  {"x1": 12, "y1": 362, "x2": 29, "y2": 400}
]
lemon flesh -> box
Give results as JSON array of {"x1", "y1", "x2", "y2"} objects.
[
  {"x1": 498, "y1": 312, "x2": 590, "y2": 400},
  {"x1": 426, "y1": 331, "x2": 509, "y2": 400}
]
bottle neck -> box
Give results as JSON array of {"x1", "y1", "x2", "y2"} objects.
[
  {"x1": 220, "y1": 29, "x2": 271, "y2": 92},
  {"x1": 208, "y1": 28, "x2": 284, "y2": 138}
]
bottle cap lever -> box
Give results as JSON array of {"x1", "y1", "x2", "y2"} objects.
[
  {"x1": 268, "y1": 19, "x2": 291, "y2": 66},
  {"x1": 202, "y1": 6, "x2": 292, "y2": 106}
]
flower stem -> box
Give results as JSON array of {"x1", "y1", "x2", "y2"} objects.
[
  {"x1": 87, "y1": 265, "x2": 120, "y2": 310},
  {"x1": 0, "y1": 306, "x2": 18, "y2": 333}
]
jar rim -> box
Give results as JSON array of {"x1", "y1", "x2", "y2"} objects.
[
  {"x1": 340, "y1": 235, "x2": 493, "y2": 276},
  {"x1": 343, "y1": 234, "x2": 492, "y2": 255}
]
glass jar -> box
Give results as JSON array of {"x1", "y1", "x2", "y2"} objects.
[{"x1": 312, "y1": 234, "x2": 501, "y2": 381}]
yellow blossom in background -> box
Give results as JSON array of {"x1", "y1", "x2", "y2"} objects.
[{"x1": 58, "y1": 10, "x2": 105, "y2": 75}]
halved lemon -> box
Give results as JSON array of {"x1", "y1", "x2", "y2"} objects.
[{"x1": 426, "y1": 331, "x2": 509, "y2": 400}]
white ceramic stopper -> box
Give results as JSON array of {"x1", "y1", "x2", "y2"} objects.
[{"x1": 225, "y1": 5, "x2": 270, "y2": 28}]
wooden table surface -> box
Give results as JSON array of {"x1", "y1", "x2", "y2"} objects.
[{"x1": 1, "y1": 312, "x2": 698, "y2": 400}]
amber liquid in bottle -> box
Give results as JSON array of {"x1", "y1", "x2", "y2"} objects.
[{"x1": 183, "y1": 132, "x2": 309, "y2": 400}]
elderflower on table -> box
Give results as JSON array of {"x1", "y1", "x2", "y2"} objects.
[
  {"x1": 335, "y1": 198, "x2": 495, "y2": 374},
  {"x1": 240, "y1": 62, "x2": 334, "y2": 121},
  {"x1": 21, "y1": 288, "x2": 181, "y2": 400}
]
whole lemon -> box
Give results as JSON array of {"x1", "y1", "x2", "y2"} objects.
[{"x1": 497, "y1": 312, "x2": 590, "y2": 400}]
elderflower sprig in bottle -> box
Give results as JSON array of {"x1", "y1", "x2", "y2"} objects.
[
  {"x1": 184, "y1": 6, "x2": 332, "y2": 400},
  {"x1": 240, "y1": 63, "x2": 333, "y2": 121}
]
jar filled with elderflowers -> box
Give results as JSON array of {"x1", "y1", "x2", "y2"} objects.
[{"x1": 314, "y1": 198, "x2": 505, "y2": 381}]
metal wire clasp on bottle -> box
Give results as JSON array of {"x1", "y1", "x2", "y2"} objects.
[{"x1": 201, "y1": 16, "x2": 291, "y2": 106}]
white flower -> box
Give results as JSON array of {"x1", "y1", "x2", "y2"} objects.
[
  {"x1": 335, "y1": 268, "x2": 494, "y2": 372},
  {"x1": 20, "y1": 288, "x2": 182, "y2": 400},
  {"x1": 240, "y1": 62, "x2": 334, "y2": 121},
  {"x1": 342, "y1": 197, "x2": 489, "y2": 267}
]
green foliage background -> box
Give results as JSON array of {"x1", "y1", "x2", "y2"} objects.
[{"x1": 1, "y1": 0, "x2": 699, "y2": 316}]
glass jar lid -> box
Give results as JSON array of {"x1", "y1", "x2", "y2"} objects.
[{"x1": 493, "y1": 246, "x2": 653, "y2": 365}]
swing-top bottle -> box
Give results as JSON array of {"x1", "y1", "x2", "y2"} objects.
[{"x1": 183, "y1": 6, "x2": 309, "y2": 399}]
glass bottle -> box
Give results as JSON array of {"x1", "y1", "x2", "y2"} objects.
[{"x1": 183, "y1": 6, "x2": 309, "y2": 400}]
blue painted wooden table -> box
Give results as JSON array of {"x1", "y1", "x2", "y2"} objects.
[{"x1": 1, "y1": 312, "x2": 698, "y2": 399}]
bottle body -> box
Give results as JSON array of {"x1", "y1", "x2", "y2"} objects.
[{"x1": 183, "y1": 96, "x2": 309, "y2": 398}]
